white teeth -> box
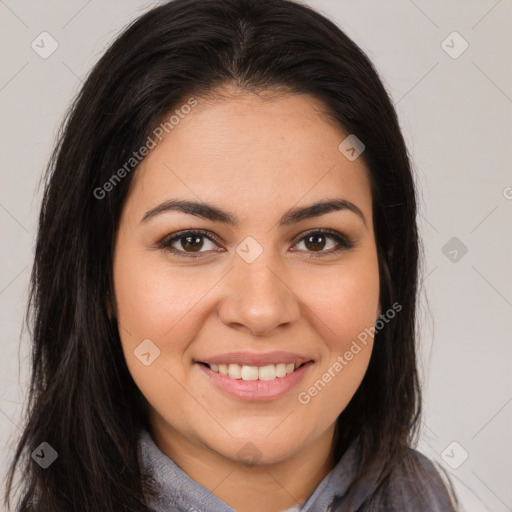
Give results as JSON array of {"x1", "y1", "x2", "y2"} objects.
[
  {"x1": 207, "y1": 362, "x2": 304, "y2": 380},
  {"x1": 241, "y1": 366, "x2": 259, "y2": 380},
  {"x1": 258, "y1": 364, "x2": 276, "y2": 380},
  {"x1": 228, "y1": 363, "x2": 242, "y2": 379},
  {"x1": 275, "y1": 363, "x2": 287, "y2": 378}
]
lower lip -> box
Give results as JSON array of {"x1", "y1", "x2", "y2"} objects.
[{"x1": 196, "y1": 362, "x2": 314, "y2": 401}]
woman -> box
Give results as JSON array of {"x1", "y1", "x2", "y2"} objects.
[{"x1": 5, "y1": 0, "x2": 459, "y2": 510}]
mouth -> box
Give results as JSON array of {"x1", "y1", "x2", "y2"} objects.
[
  {"x1": 195, "y1": 357, "x2": 314, "y2": 401},
  {"x1": 198, "y1": 361, "x2": 310, "y2": 381}
]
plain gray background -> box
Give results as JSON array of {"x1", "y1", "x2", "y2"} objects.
[{"x1": 1, "y1": 1, "x2": 511, "y2": 511}]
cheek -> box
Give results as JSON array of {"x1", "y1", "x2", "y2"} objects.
[
  {"x1": 113, "y1": 245, "x2": 226, "y2": 404},
  {"x1": 294, "y1": 249, "x2": 380, "y2": 416},
  {"x1": 304, "y1": 249, "x2": 380, "y2": 348},
  {"x1": 113, "y1": 250, "x2": 212, "y2": 343},
  {"x1": 112, "y1": 248, "x2": 211, "y2": 420},
  {"x1": 324, "y1": 272, "x2": 379, "y2": 342}
]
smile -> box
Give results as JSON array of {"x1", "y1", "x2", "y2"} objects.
[
  {"x1": 202, "y1": 362, "x2": 306, "y2": 381},
  {"x1": 196, "y1": 359, "x2": 314, "y2": 401}
]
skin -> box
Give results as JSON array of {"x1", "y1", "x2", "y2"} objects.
[{"x1": 112, "y1": 85, "x2": 381, "y2": 512}]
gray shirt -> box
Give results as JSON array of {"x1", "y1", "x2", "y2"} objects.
[{"x1": 137, "y1": 429, "x2": 456, "y2": 512}]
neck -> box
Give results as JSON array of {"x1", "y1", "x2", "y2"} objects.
[{"x1": 148, "y1": 412, "x2": 336, "y2": 512}]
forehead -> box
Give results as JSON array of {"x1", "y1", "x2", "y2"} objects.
[{"x1": 126, "y1": 88, "x2": 372, "y2": 224}]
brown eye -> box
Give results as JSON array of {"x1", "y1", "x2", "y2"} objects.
[
  {"x1": 293, "y1": 229, "x2": 355, "y2": 257},
  {"x1": 159, "y1": 230, "x2": 221, "y2": 258},
  {"x1": 179, "y1": 235, "x2": 205, "y2": 252},
  {"x1": 303, "y1": 233, "x2": 328, "y2": 252},
  {"x1": 159, "y1": 228, "x2": 354, "y2": 260}
]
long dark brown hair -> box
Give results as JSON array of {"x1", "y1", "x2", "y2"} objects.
[{"x1": 5, "y1": 0, "x2": 457, "y2": 510}]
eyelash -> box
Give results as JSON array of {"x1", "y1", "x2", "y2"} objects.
[{"x1": 158, "y1": 228, "x2": 355, "y2": 259}]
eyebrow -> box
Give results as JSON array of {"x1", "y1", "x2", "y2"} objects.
[{"x1": 140, "y1": 197, "x2": 367, "y2": 228}]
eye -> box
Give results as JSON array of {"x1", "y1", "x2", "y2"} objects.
[
  {"x1": 158, "y1": 228, "x2": 355, "y2": 259},
  {"x1": 291, "y1": 229, "x2": 355, "y2": 258},
  {"x1": 159, "y1": 229, "x2": 223, "y2": 258}
]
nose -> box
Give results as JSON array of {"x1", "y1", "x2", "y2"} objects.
[{"x1": 217, "y1": 251, "x2": 301, "y2": 337}]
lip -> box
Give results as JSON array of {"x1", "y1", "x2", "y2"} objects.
[
  {"x1": 196, "y1": 351, "x2": 313, "y2": 367},
  {"x1": 196, "y1": 359, "x2": 315, "y2": 401}
]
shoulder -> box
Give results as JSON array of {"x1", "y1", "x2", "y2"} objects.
[
  {"x1": 376, "y1": 447, "x2": 457, "y2": 512},
  {"x1": 331, "y1": 444, "x2": 458, "y2": 512}
]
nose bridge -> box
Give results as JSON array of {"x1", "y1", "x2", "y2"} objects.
[{"x1": 218, "y1": 241, "x2": 299, "y2": 335}]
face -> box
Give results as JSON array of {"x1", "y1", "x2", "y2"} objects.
[{"x1": 113, "y1": 86, "x2": 380, "y2": 466}]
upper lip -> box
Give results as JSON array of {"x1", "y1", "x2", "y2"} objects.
[{"x1": 197, "y1": 351, "x2": 314, "y2": 367}]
